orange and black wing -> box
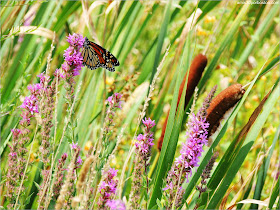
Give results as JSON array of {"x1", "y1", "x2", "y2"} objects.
[{"x1": 82, "y1": 37, "x2": 119, "y2": 72}]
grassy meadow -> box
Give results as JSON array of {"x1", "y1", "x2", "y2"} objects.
[{"x1": 0, "y1": 0, "x2": 279, "y2": 209}]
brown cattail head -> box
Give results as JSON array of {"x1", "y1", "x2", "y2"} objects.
[
  {"x1": 177, "y1": 53, "x2": 208, "y2": 108},
  {"x1": 206, "y1": 84, "x2": 245, "y2": 140},
  {"x1": 157, "y1": 54, "x2": 208, "y2": 151}
]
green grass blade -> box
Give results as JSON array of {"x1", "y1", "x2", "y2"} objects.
[
  {"x1": 197, "y1": 0, "x2": 221, "y2": 22},
  {"x1": 149, "y1": 0, "x2": 171, "y2": 85},
  {"x1": 110, "y1": 1, "x2": 139, "y2": 50},
  {"x1": 268, "y1": 177, "x2": 280, "y2": 209}
]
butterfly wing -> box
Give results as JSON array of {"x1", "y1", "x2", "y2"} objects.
[
  {"x1": 82, "y1": 38, "x2": 119, "y2": 72},
  {"x1": 82, "y1": 46, "x2": 100, "y2": 71}
]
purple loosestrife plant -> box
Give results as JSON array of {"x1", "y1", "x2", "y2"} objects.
[
  {"x1": 97, "y1": 168, "x2": 118, "y2": 209},
  {"x1": 55, "y1": 34, "x2": 84, "y2": 159},
  {"x1": 36, "y1": 72, "x2": 61, "y2": 208},
  {"x1": 129, "y1": 117, "x2": 155, "y2": 209},
  {"x1": 163, "y1": 87, "x2": 216, "y2": 209},
  {"x1": 37, "y1": 73, "x2": 57, "y2": 165},
  {"x1": 99, "y1": 93, "x2": 123, "y2": 161}
]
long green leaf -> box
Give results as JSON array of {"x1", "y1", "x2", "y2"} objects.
[
  {"x1": 149, "y1": 0, "x2": 171, "y2": 85},
  {"x1": 268, "y1": 177, "x2": 280, "y2": 209}
]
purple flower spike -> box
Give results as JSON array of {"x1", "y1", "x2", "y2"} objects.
[
  {"x1": 98, "y1": 168, "x2": 118, "y2": 209},
  {"x1": 27, "y1": 83, "x2": 42, "y2": 95},
  {"x1": 53, "y1": 153, "x2": 68, "y2": 199},
  {"x1": 103, "y1": 93, "x2": 123, "y2": 141},
  {"x1": 107, "y1": 93, "x2": 123, "y2": 109},
  {"x1": 56, "y1": 33, "x2": 85, "y2": 101},
  {"x1": 20, "y1": 95, "x2": 39, "y2": 115},
  {"x1": 11, "y1": 129, "x2": 22, "y2": 137},
  {"x1": 107, "y1": 168, "x2": 118, "y2": 178}
]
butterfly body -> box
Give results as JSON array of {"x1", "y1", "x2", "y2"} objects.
[{"x1": 82, "y1": 37, "x2": 119, "y2": 72}]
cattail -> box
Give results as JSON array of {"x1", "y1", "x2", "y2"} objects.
[
  {"x1": 206, "y1": 84, "x2": 245, "y2": 142},
  {"x1": 157, "y1": 54, "x2": 207, "y2": 151},
  {"x1": 157, "y1": 110, "x2": 169, "y2": 151}
]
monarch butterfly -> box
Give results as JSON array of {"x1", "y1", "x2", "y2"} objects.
[{"x1": 82, "y1": 37, "x2": 119, "y2": 72}]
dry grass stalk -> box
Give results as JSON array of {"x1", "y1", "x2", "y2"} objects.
[
  {"x1": 80, "y1": 144, "x2": 99, "y2": 209},
  {"x1": 81, "y1": 0, "x2": 99, "y2": 44},
  {"x1": 70, "y1": 156, "x2": 95, "y2": 209},
  {"x1": 55, "y1": 150, "x2": 78, "y2": 210},
  {"x1": 77, "y1": 156, "x2": 95, "y2": 195}
]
